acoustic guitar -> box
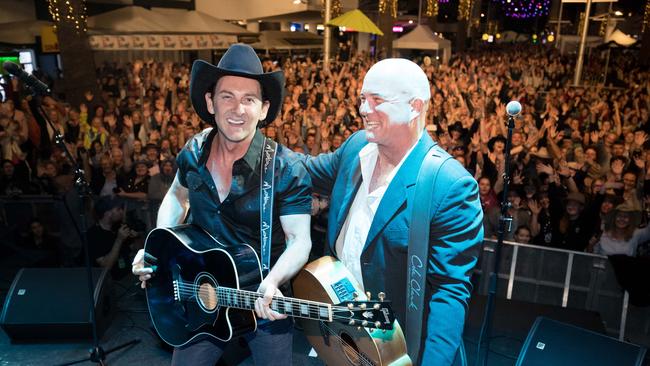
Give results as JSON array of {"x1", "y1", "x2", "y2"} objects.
[
  {"x1": 143, "y1": 224, "x2": 397, "y2": 351},
  {"x1": 294, "y1": 256, "x2": 412, "y2": 366}
]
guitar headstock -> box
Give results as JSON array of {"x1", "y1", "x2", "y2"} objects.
[{"x1": 332, "y1": 292, "x2": 395, "y2": 330}]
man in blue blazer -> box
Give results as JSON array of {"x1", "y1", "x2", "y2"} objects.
[{"x1": 300, "y1": 58, "x2": 484, "y2": 365}]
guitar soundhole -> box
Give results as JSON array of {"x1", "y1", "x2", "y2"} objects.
[
  {"x1": 195, "y1": 273, "x2": 218, "y2": 312},
  {"x1": 339, "y1": 332, "x2": 362, "y2": 365}
]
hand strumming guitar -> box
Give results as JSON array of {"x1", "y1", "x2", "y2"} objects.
[{"x1": 132, "y1": 248, "x2": 155, "y2": 289}]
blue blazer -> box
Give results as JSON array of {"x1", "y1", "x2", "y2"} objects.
[{"x1": 303, "y1": 130, "x2": 484, "y2": 365}]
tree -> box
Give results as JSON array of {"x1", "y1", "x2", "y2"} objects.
[{"x1": 48, "y1": 0, "x2": 99, "y2": 106}]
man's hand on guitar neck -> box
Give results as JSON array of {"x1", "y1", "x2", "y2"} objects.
[
  {"x1": 255, "y1": 280, "x2": 288, "y2": 321},
  {"x1": 132, "y1": 249, "x2": 156, "y2": 289}
]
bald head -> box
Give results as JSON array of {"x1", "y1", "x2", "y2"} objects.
[
  {"x1": 360, "y1": 58, "x2": 431, "y2": 125},
  {"x1": 362, "y1": 58, "x2": 430, "y2": 101}
]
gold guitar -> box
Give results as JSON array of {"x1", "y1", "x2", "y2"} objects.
[{"x1": 293, "y1": 256, "x2": 412, "y2": 366}]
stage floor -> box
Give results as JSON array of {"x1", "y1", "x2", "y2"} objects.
[
  {"x1": 0, "y1": 276, "x2": 327, "y2": 366},
  {"x1": 1, "y1": 276, "x2": 648, "y2": 366}
]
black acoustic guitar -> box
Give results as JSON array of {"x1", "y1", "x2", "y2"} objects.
[{"x1": 144, "y1": 224, "x2": 396, "y2": 348}]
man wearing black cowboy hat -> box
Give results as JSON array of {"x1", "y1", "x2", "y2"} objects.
[{"x1": 132, "y1": 44, "x2": 312, "y2": 365}]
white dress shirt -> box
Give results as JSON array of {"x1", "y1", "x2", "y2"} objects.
[{"x1": 335, "y1": 141, "x2": 416, "y2": 290}]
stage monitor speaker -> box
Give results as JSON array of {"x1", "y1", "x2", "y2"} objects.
[
  {"x1": 0, "y1": 267, "x2": 114, "y2": 342},
  {"x1": 516, "y1": 317, "x2": 647, "y2": 366}
]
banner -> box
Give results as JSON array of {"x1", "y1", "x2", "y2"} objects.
[
  {"x1": 41, "y1": 26, "x2": 59, "y2": 53},
  {"x1": 88, "y1": 34, "x2": 237, "y2": 50}
]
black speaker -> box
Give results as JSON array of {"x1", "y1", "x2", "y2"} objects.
[
  {"x1": 516, "y1": 317, "x2": 647, "y2": 366},
  {"x1": 0, "y1": 267, "x2": 114, "y2": 341}
]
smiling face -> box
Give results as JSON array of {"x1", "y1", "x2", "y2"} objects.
[
  {"x1": 359, "y1": 59, "x2": 430, "y2": 146},
  {"x1": 205, "y1": 75, "x2": 269, "y2": 144},
  {"x1": 615, "y1": 211, "x2": 631, "y2": 229}
]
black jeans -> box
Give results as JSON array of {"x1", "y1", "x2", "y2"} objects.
[{"x1": 171, "y1": 318, "x2": 293, "y2": 366}]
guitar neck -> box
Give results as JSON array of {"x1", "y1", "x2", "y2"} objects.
[{"x1": 217, "y1": 287, "x2": 333, "y2": 322}]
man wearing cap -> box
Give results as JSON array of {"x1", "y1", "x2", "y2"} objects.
[
  {"x1": 131, "y1": 44, "x2": 312, "y2": 365},
  {"x1": 297, "y1": 58, "x2": 483, "y2": 365}
]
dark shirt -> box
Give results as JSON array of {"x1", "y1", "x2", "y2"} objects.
[
  {"x1": 86, "y1": 224, "x2": 131, "y2": 279},
  {"x1": 120, "y1": 174, "x2": 149, "y2": 193},
  {"x1": 65, "y1": 122, "x2": 80, "y2": 144},
  {"x1": 175, "y1": 128, "x2": 311, "y2": 272},
  {"x1": 547, "y1": 183, "x2": 597, "y2": 251},
  {"x1": 20, "y1": 234, "x2": 61, "y2": 267}
]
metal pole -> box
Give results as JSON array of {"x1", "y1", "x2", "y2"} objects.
[
  {"x1": 574, "y1": 0, "x2": 593, "y2": 86},
  {"x1": 556, "y1": 0, "x2": 563, "y2": 48},
  {"x1": 418, "y1": 0, "x2": 422, "y2": 25},
  {"x1": 603, "y1": 47, "x2": 611, "y2": 85},
  {"x1": 324, "y1": 0, "x2": 332, "y2": 71}
]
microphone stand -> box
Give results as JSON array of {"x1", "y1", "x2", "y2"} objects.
[
  {"x1": 22, "y1": 84, "x2": 140, "y2": 365},
  {"x1": 475, "y1": 112, "x2": 516, "y2": 366}
]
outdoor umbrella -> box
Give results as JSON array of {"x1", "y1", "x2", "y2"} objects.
[{"x1": 327, "y1": 9, "x2": 383, "y2": 35}]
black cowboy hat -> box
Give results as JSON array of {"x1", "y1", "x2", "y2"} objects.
[
  {"x1": 487, "y1": 135, "x2": 507, "y2": 152},
  {"x1": 190, "y1": 44, "x2": 284, "y2": 128}
]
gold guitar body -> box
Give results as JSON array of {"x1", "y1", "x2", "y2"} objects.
[{"x1": 293, "y1": 256, "x2": 412, "y2": 366}]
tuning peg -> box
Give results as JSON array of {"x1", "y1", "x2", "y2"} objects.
[
  {"x1": 378, "y1": 292, "x2": 385, "y2": 301},
  {"x1": 360, "y1": 303, "x2": 366, "y2": 310},
  {"x1": 382, "y1": 329, "x2": 387, "y2": 333},
  {"x1": 369, "y1": 328, "x2": 375, "y2": 332},
  {"x1": 373, "y1": 303, "x2": 381, "y2": 310},
  {"x1": 349, "y1": 320, "x2": 355, "y2": 325},
  {"x1": 366, "y1": 291, "x2": 372, "y2": 300},
  {"x1": 362, "y1": 320, "x2": 368, "y2": 327},
  {"x1": 347, "y1": 303, "x2": 354, "y2": 309},
  {"x1": 352, "y1": 292, "x2": 359, "y2": 299},
  {"x1": 357, "y1": 326, "x2": 362, "y2": 330},
  {"x1": 375, "y1": 321, "x2": 381, "y2": 328}
]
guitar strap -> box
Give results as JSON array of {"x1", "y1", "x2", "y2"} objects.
[
  {"x1": 260, "y1": 137, "x2": 277, "y2": 277},
  {"x1": 406, "y1": 144, "x2": 449, "y2": 364}
]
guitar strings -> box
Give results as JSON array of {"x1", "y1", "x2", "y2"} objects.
[
  {"x1": 175, "y1": 289, "x2": 366, "y2": 322},
  {"x1": 318, "y1": 322, "x2": 377, "y2": 366},
  {"x1": 174, "y1": 280, "x2": 358, "y2": 312},
  {"x1": 169, "y1": 283, "x2": 380, "y2": 365},
  {"x1": 171, "y1": 280, "x2": 382, "y2": 323},
  {"x1": 176, "y1": 287, "x2": 362, "y2": 316}
]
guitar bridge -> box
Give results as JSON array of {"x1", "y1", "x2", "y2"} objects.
[{"x1": 173, "y1": 280, "x2": 180, "y2": 301}]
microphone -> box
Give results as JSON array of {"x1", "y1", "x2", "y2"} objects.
[
  {"x1": 2, "y1": 61, "x2": 50, "y2": 95},
  {"x1": 506, "y1": 100, "x2": 522, "y2": 117}
]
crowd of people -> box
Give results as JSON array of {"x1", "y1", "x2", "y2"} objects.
[{"x1": 1, "y1": 44, "x2": 649, "y2": 272}]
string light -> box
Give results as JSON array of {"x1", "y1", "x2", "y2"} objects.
[
  {"x1": 321, "y1": 0, "x2": 341, "y2": 23},
  {"x1": 47, "y1": 0, "x2": 88, "y2": 34},
  {"x1": 643, "y1": 0, "x2": 650, "y2": 33},
  {"x1": 425, "y1": 0, "x2": 438, "y2": 17},
  {"x1": 458, "y1": 0, "x2": 472, "y2": 21},
  {"x1": 390, "y1": 0, "x2": 398, "y2": 18},
  {"x1": 578, "y1": 11, "x2": 585, "y2": 37},
  {"x1": 379, "y1": 0, "x2": 388, "y2": 15},
  {"x1": 379, "y1": 0, "x2": 398, "y2": 18},
  {"x1": 493, "y1": 0, "x2": 550, "y2": 19},
  {"x1": 331, "y1": 0, "x2": 342, "y2": 18}
]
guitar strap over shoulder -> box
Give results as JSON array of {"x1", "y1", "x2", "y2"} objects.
[
  {"x1": 260, "y1": 137, "x2": 277, "y2": 277},
  {"x1": 406, "y1": 145, "x2": 449, "y2": 364}
]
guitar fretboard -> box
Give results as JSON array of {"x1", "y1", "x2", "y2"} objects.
[{"x1": 216, "y1": 287, "x2": 332, "y2": 322}]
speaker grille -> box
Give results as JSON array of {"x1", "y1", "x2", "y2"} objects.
[{"x1": 0, "y1": 267, "x2": 113, "y2": 341}]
